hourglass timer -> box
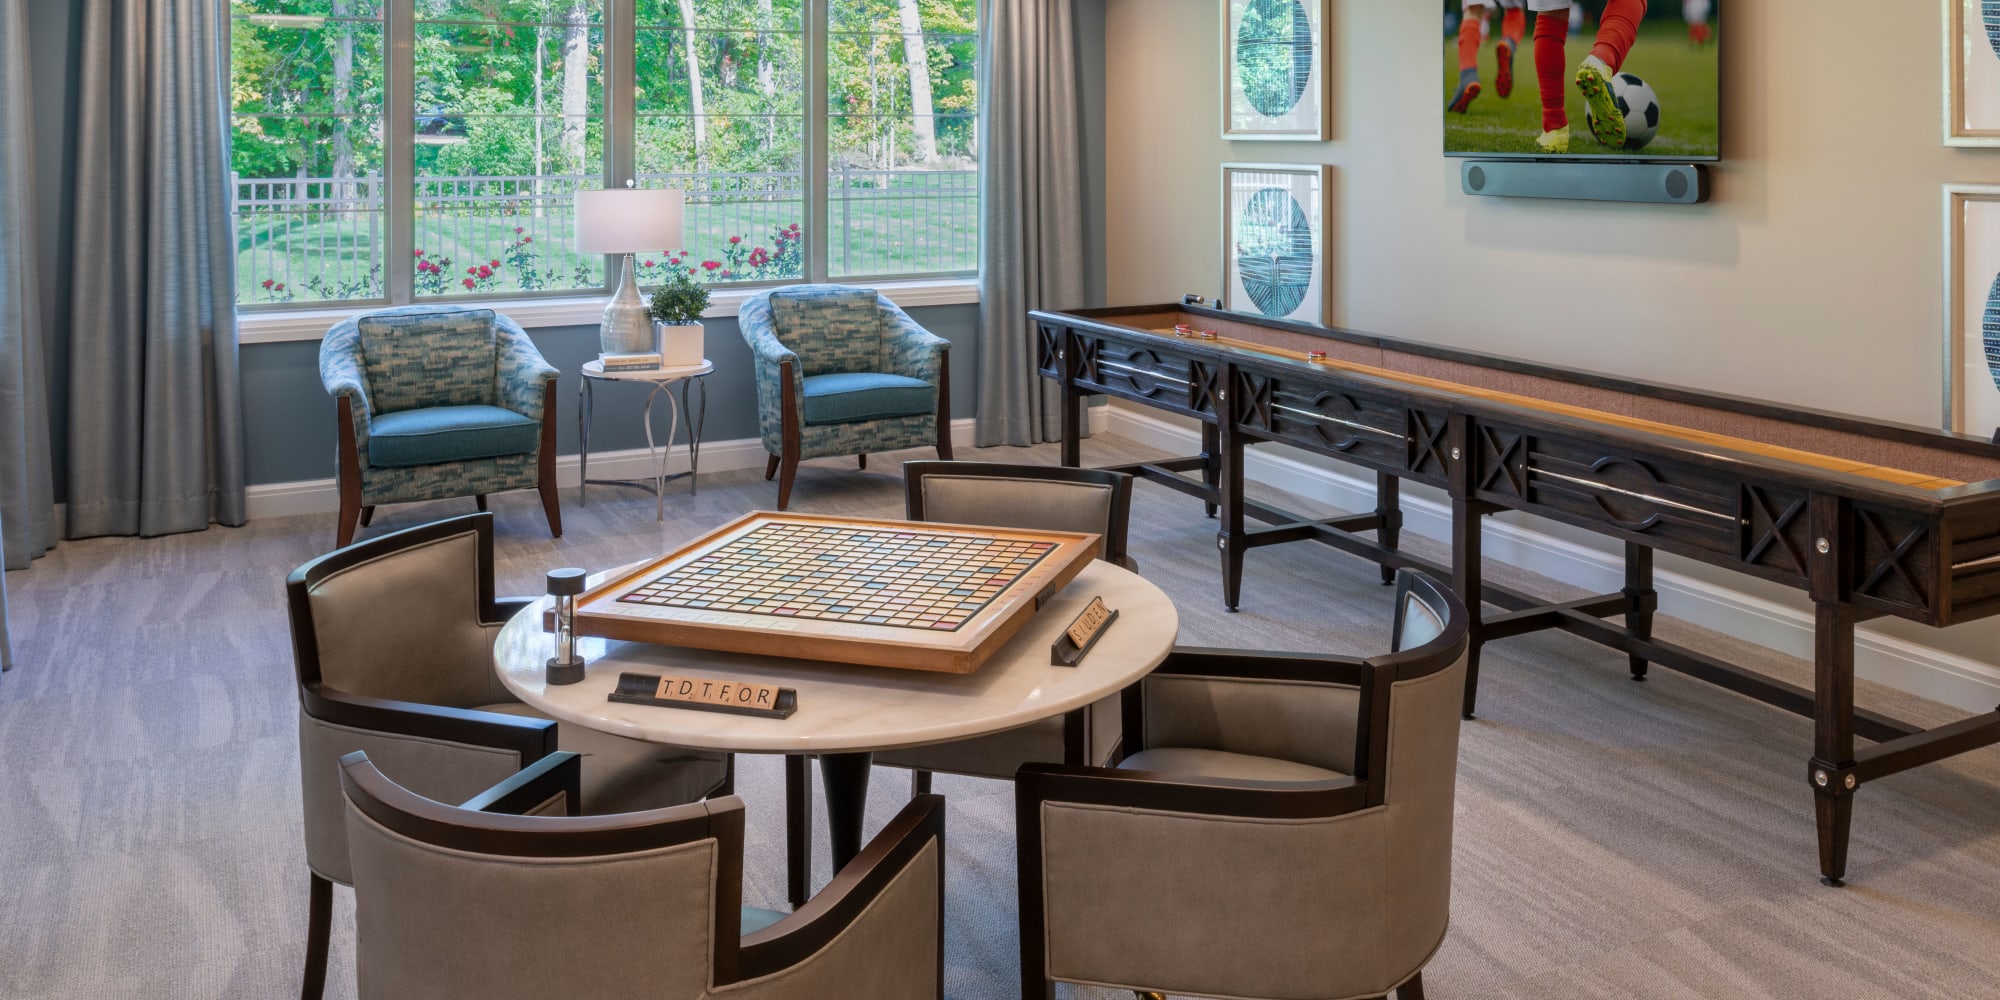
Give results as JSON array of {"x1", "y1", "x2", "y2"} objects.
[{"x1": 545, "y1": 567, "x2": 589, "y2": 686}]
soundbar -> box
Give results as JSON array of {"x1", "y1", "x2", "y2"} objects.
[{"x1": 1460, "y1": 160, "x2": 1709, "y2": 205}]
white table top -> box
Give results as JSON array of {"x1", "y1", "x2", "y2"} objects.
[
  {"x1": 493, "y1": 559, "x2": 1177, "y2": 754},
  {"x1": 581, "y1": 358, "x2": 714, "y2": 382}
]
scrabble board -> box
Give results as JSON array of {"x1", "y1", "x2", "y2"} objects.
[{"x1": 568, "y1": 512, "x2": 1103, "y2": 673}]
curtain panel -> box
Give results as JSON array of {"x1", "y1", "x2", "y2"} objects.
[
  {"x1": 0, "y1": 0, "x2": 59, "y2": 670},
  {"x1": 974, "y1": 0, "x2": 1088, "y2": 447},
  {"x1": 66, "y1": 0, "x2": 247, "y2": 539}
]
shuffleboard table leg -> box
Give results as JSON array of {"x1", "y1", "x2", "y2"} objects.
[
  {"x1": 1202, "y1": 422, "x2": 1221, "y2": 519},
  {"x1": 1375, "y1": 472, "x2": 1402, "y2": 585},
  {"x1": 1623, "y1": 541, "x2": 1656, "y2": 681},
  {"x1": 1452, "y1": 498, "x2": 1487, "y2": 720},
  {"x1": 1811, "y1": 600, "x2": 1858, "y2": 887},
  {"x1": 1216, "y1": 413, "x2": 1247, "y2": 612}
]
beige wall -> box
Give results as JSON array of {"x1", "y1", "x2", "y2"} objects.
[{"x1": 1101, "y1": 0, "x2": 2000, "y2": 681}]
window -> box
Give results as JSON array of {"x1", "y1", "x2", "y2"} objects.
[{"x1": 230, "y1": 0, "x2": 979, "y2": 310}]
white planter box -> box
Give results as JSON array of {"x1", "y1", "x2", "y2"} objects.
[{"x1": 654, "y1": 321, "x2": 705, "y2": 366}]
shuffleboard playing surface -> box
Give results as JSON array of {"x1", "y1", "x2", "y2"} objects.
[{"x1": 568, "y1": 512, "x2": 1103, "y2": 673}]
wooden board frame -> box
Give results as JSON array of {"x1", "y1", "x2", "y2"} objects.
[{"x1": 566, "y1": 512, "x2": 1103, "y2": 674}]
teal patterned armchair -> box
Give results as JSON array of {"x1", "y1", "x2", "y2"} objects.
[
  {"x1": 319, "y1": 305, "x2": 561, "y2": 546},
  {"x1": 740, "y1": 286, "x2": 951, "y2": 509}
]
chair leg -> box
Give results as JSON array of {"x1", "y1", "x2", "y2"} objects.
[
  {"x1": 538, "y1": 479, "x2": 563, "y2": 538},
  {"x1": 475, "y1": 493, "x2": 488, "y2": 512},
  {"x1": 358, "y1": 505, "x2": 375, "y2": 527},
  {"x1": 1398, "y1": 971, "x2": 1427, "y2": 1000},
  {"x1": 777, "y1": 451, "x2": 800, "y2": 511},
  {"x1": 857, "y1": 453, "x2": 867, "y2": 470},
  {"x1": 911, "y1": 769, "x2": 932, "y2": 796},
  {"x1": 766, "y1": 453, "x2": 780, "y2": 481},
  {"x1": 301, "y1": 872, "x2": 332, "y2": 1000},
  {"x1": 785, "y1": 755, "x2": 813, "y2": 908}
]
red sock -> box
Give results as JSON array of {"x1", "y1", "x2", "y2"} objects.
[
  {"x1": 1535, "y1": 11, "x2": 1570, "y2": 131},
  {"x1": 1501, "y1": 7, "x2": 1525, "y2": 46},
  {"x1": 1457, "y1": 11, "x2": 1484, "y2": 73},
  {"x1": 1591, "y1": 0, "x2": 1647, "y2": 72}
]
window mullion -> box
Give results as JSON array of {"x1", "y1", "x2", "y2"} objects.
[
  {"x1": 384, "y1": 0, "x2": 415, "y2": 305},
  {"x1": 805, "y1": 0, "x2": 829, "y2": 284}
]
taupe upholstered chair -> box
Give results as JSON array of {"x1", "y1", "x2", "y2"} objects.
[
  {"x1": 1015, "y1": 570, "x2": 1469, "y2": 1000},
  {"x1": 781, "y1": 461, "x2": 1135, "y2": 906},
  {"x1": 338, "y1": 750, "x2": 946, "y2": 1000},
  {"x1": 288, "y1": 513, "x2": 731, "y2": 1000}
]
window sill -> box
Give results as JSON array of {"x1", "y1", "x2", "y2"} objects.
[{"x1": 235, "y1": 277, "x2": 983, "y2": 345}]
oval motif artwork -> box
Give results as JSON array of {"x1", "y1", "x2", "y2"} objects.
[
  {"x1": 1985, "y1": 0, "x2": 2000, "y2": 59},
  {"x1": 1236, "y1": 0, "x2": 1314, "y2": 118},
  {"x1": 1983, "y1": 271, "x2": 2000, "y2": 391},
  {"x1": 1235, "y1": 187, "x2": 1314, "y2": 318}
]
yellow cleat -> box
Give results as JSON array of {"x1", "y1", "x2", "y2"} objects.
[
  {"x1": 1574, "y1": 54, "x2": 1624, "y2": 148},
  {"x1": 1536, "y1": 127, "x2": 1570, "y2": 154}
]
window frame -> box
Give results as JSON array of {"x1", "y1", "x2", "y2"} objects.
[{"x1": 231, "y1": 0, "x2": 981, "y2": 321}]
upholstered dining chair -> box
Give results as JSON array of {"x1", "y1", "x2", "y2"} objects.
[
  {"x1": 778, "y1": 461, "x2": 1136, "y2": 907},
  {"x1": 338, "y1": 750, "x2": 946, "y2": 1000},
  {"x1": 287, "y1": 513, "x2": 731, "y2": 1000},
  {"x1": 739, "y1": 285, "x2": 951, "y2": 509},
  {"x1": 320, "y1": 304, "x2": 561, "y2": 547},
  {"x1": 1014, "y1": 570, "x2": 1469, "y2": 1000}
]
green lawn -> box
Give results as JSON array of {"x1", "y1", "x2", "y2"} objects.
[
  {"x1": 1442, "y1": 22, "x2": 1719, "y2": 158},
  {"x1": 236, "y1": 190, "x2": 976, "y2": 306}
]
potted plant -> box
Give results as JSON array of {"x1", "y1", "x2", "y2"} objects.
[{"x1": 648, "y1": 261, "x2": 711, "y2": 366}]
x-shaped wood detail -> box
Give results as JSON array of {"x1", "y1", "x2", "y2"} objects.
[
  {"x1": 1236, "y1": 372, "x2": 1275, "y2": 429},
  {"x1": 1741, "y1": 486, "x2": 1807, "y2": 574},
  {"x1": 1190, "y1": 362, "x2": 1225, "y2": 417},
  {"x1": 1856, "y1": 510, "x2": 1928, "y2": 600},
  {"x1": 1477, "y1": 427, "x2": 1526, "y2": 497},
  {"x1": 1037, "y1": 325, "x2": 1061, "y2": 374},
  {"x1": 1408, "y1": 410, "x2": 1450, "y2": 476}
]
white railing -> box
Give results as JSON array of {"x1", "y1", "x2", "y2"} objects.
[{"x1": 233, "y1": 168, "x2": 977, "y2": 304}]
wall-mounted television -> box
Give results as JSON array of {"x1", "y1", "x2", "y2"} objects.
[{"x1": 1443, "y1": 1, "x2": 1719, "y2": 161}]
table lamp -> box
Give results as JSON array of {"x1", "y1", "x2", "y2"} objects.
[{"x1": 575, "y1": 186, "x2": 685, "y2": 355}]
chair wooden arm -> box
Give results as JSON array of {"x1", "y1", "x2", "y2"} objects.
[
  {"x1": 1016, "y1": 762, "x2": 1367, "y2": 823},
  {"x1": 732, "y1": 794, "x2": 947, "y2": 985},
  {"x1": 459, "y1": 751, "x2": 583, "y2": 816},
  {"x1": 1150, "y1": 646, "x2": 1370, "y2": 685},
  {"x1": 302, "y1": 684, "x2": 559, "y2": 765},
  {"x1": 493, "y1": 597, "x2": 537, "y2": 622}
]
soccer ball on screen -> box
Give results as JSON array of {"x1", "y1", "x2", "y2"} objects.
[{"x1": 1586, "y1": 72, "x2": 1661, "y2": 150}]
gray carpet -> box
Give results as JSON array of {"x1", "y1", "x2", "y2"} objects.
[{"x1": 3, "y1": 435, "x2": 1999, "y2": 999}]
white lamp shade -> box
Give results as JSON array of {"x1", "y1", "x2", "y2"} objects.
[{"x1": 574, "y1": 188, "x2": 685, "y2": 254}]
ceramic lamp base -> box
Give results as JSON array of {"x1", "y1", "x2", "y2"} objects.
[{"x1": 599, "y1": 254, "x2": 652, "y2": 355}]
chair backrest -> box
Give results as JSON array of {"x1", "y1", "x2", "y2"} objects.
[
  {"x1": 287, "y1": 513, "x2": 512, "y2": 710},
  {"x1": 765, "y1": 285, "x2": 888, "y2": 376},
  {"x1": 354, "y1": 306, "x2": 500, "y2": 414},
  {"x1": 1369, "y1": 570, "x2": 1470, "y2": 983},
  {"x1": 339, "y1": 752, "x2": 737, "y2": 1000},
  {"x1": 903, "y1": 461, "x2": 1134, "y2": 567}
]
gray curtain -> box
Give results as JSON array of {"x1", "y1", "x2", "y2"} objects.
[
  {"x1": 66, "y1": 0, "x2": 247, "y2": 539},
  {"x1": 1, "y1": 0, "x2": 59, "y2": 670},
  {"x1": 975, "y1": 0, "x2": 1087, "y2": 447}
]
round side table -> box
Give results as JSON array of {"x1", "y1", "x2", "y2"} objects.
[{"x1": 577, "y1": 358, "x2": 713, "y2": 521}]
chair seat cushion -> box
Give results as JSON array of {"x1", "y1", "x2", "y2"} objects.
[
  {"x1": 368, "y1": 405, "x2": 539, "y2": 468},
  {"x1": 1119, "y1": 747, "x2": 1347, "y2": 783},
  {"x1": 475, "y1": 703, "x2": 731, "y2": 813},
  {"x1": 742, "y1": 907, "x2": 788, "y2": 936},
  {"x1": 800, "y1": 372, "x2": 934, "y2": 425}
]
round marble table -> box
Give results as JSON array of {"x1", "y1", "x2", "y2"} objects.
[{"x1": 494, "y1": 558, "x2": 1177, "y2": 871}]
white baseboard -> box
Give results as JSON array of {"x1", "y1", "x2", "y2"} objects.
[
  {"x1": 239, "y1": 413, "x2": 1114, "y2": 521},
  {"x1": 1108, "y1": 404, "x2": 2000, "y2": 715}
]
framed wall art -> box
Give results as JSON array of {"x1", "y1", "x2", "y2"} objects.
[
  {"x1": 1945, "y1": 0, "x2": 2000, "y2": 146},
  {"x1": 1221, "y1": 163, "x2": 1330, "y2": 325},
  {"x1": 1943, "y1": 185, "x2": 2000, "y2": 436},
  {"x1": 1224, "y1": 0, "x2": 1329, "y2": 140}
]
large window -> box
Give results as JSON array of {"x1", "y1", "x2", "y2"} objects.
[{"x1": 229, "y1": 0, "x2": 979, "y2": 309}]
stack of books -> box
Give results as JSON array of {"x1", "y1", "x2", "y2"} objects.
[{"x1": 600, "y1": 351, "x2": 663, "y2": 372}]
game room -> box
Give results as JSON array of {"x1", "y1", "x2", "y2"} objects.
[{"x1": 5, "y1": 1, "x2": 2000, "y2": 998}]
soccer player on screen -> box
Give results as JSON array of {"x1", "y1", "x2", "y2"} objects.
[
  {"x1": 1447, "y1": 0, "x2": 1529, "y2": 113},
  {"x1": 1530, "y1": 0, "x2": 1648, "y2": 153}
]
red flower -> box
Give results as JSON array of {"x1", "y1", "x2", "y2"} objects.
[
  {"x1": 747, "y1": 247, "x2": 770, "y2": 267},
  {"x1": 261, "y1": 278, "x2": 274, "y2": 288},
  {"x1": 489, "y1": 259, "x2": 501, "y2": 268},
  {"x1": 701, "y1": 260, "x2": 721, "y2": 271},
  {"x1": 514, "y1": 227, "x2": 524, "y2": 234},
  {"x1": 274, "y1": 283, "x2": 285, "y2": 291},
  {"x1": 728, "y1": 235, "x2": 742, "y2": 244},
  {"x1": 463, "y1": 277, "x2": 476, "y2": 289},
  {"x1": 413, "y1": 249, "x2": 425, "y2": 257},
  {"x1": 642, "y1": 259, "x2": 656, "y2": 268},
  {"x1": 466, "y1": 266, "x2": 479, "y2": 275},
  {"x1": 523, "y1": 236, "x2": 533, "y2": 243},
  {"x1": 477, "y1": 266, "x2": 492, "y2": 278},
  {"x1": 720, "y1": 270, "x2": 733, "y2": 278}
]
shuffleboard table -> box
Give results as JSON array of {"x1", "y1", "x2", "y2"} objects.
[{"x1": 1033, "y1": 300, "x2": 2000, "y2": 885}]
